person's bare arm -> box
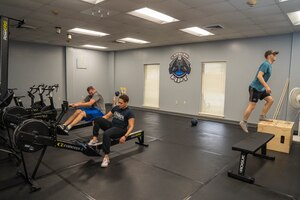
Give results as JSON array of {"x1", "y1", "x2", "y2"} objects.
[
  {"x1": 70, "y1": 99, "x2": 96, "y2": 107},
  {"x1": 103, "y1": 111, "x2": 113, "y2": 119},
  {"x1": 119, "y1": 118, "x2": 135, "y2": 144},
  {"x1": 257, "y1": 71, "x2": 271, "y2": 93}
]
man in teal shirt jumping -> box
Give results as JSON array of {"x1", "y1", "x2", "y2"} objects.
[{"x1": 240, "y1": 50, "x2": 279, "y2": 133}]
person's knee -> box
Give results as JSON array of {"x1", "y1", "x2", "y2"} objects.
[
  {"x1": 75, "y1": 109, "x2": 81, "y2": 114},
  {"x1": 94, "y1": 117, "x2": 103, "y2": 124},
  {"x1": 103, "y1": 131, "x2": 110, "y2": 139},
  {"x1": 79, "y1": 111, "x2": 86, "y2": 117},
  {"x1": 266, "y1": 97, "x2": 274, "y2": 104}
]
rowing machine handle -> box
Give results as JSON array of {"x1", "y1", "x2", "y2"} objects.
[{"x1": 54, "y1": 100, "x2": 69, "y2": 125}]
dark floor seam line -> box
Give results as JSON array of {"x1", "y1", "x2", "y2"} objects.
[
  {"x1": 254, "y1": 183, "x2": 297, "y2": 200},
  {"x1": 182, "y1": 155, "x2": 243, "y2": 200},
  {"x1": 181, "y1": 157, "x2": 235, "y2": 200},
  {"x1": 39, "y1": 160, "x2": 97, "y2": 200},
  {"x1": 155, "y1": 137, "x2": 224, "y2": 156},
  {"x1": 0, "y1": 180, "x2": 27, "y2": 192},
  {"x1": 38, "y1": 150, "x2": 126, "y2": 178},
  {"x1": 127, "y1": 155, "x2": 205, "y2": 185},
  {"x1": 36, "y1": 159, "x2": 96, "y2": 179},
  {"x1": 55, "y1": 172, "x2": 97, "y2": 200}
]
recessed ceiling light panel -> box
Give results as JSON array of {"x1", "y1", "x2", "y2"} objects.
[
  {"x1": 128, "y1": 7, "x2": 179, "y2": 24},
  {"x1": 68, "y1": 28, "x2": 109, "y2": 37},
  {"x1": 117, "y1": 37, "x2": 150, "y2": 44},
  {"x1": 287, "y1": 11, "x2": 300, "y2": 25},
  {"x1": 81, "y1": 0, "x2": 105, "y2": 5},
  {"x1": 82, "y1": 44, "x2": 107, "y2": 49},
  {"x1": 180, "y1": 27, "x2": 214, "y2": 37}
]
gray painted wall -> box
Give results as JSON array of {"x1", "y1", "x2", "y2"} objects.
[
  {"x1": 114, "y1": 34, "x2": 293, "y2": 124},
  {"x1": 107, "y1": 52, "x2": 115, "y2": 102},
  {"x1": 287, "y1": 32, "x2": 300, "y2": 130},
  {"x1": 7, "y1": 33, "x2": 299, "y2": 125},
  {"x1": 65, "y1": 47, "x2": 110, "y2": 104},
  {"x1": 8, "y1": 41, "x2": 65, "y2": 108}
]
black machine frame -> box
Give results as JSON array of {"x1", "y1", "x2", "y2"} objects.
[
  {"x1": 0, "y1": 16, "x2": 149, "y2": 192},
  {"x1": 0, "y1": 16, "x2": 9, "y2": 100},
  {"x1": 12, "y1": 101, "x2": 148, "y2": 192},
  {"x1": 227, "y1": 132, "x2": 275, "y2": 184},
  {"x1": 0, "y1": 16, "x2": 24, "y2": 166}
]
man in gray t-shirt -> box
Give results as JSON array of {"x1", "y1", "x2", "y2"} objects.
[
  {"x1": 83, "y1": 91, "x2": 106, "y2": 114},
  {"x1": 58, "y1": 86, "x2": 106, "y2": 134}
]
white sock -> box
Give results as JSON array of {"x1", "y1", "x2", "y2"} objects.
[{"x1": 66, "y1": 125, "x2": 72, "y2": 130}]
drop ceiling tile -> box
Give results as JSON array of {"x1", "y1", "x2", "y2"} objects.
[
  {"x1": 263, "y1": 27, "x2": 294, "y2": 35},
  {"x1": 0, "y1": 0, "x2": 43, "y2": 10},
  {"x1": 211, "y1": 11, "x2": 248, "y2": 22},
  {"x1": 49, "y1": 0, "x2": 94, "y2": 12},
  {"x1": 2, "y1": 0, "x2": 299, "y2": 51},
  {"x1": 278, "y1": 0, "x2": 300, "y2": 13},
  {"x1": 196, "y1": 1, "x2": 238, "y2": 15},
  {"x1": 178, "y1": 0, "x2": 227, "y2": 8},
  {"x1": 251, "y1": 13, "x2": 290, "y2": 23},
  {"x1": 243, "y1": 4, "x2": 282, "y2": 18},
  {"x1": 259, "y1": 21, "x2": 292, "y2": 29},
  {"x1": 229, "y1": 0, "x2": 276, "y2": 10},
  {"x1": 0, "y1": 4, "x2": 32, "y2": 19}
]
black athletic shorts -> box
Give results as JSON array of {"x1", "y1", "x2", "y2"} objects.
[{"x1": 248, "y1": 86, "x2": 270, "y2": 103}]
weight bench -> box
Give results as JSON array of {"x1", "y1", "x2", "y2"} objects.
[{"x1": 228, "y1": 132, "x2": 275, "y2": 184}]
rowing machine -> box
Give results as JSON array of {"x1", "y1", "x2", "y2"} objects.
[{"x1": 12, "y1": 101, "x2": 148, "y2": 192}]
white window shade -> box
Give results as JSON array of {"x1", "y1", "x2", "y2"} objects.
[
  {"x1": 143, "y1": 64, "x2": 160, "y2": 108},
  {"x1": 200, "y1": 62, "x2": 226, "y2": 116}
]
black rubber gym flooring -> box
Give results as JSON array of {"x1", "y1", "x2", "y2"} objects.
[{"x1": 0, "y1": 109, "x2": 300, "y2": 200}]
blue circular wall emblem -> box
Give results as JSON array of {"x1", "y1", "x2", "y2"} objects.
[{"x1": 169, "y1": 52, "x2": 191, "y2": 83}]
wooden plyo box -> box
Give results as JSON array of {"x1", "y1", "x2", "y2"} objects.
[{"x1": 257, "y1": 120, "x2": 294, "y2": 154}]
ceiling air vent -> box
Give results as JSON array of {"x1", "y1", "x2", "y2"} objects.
[{"x1": 204, "y1": 24, "x2": 224, "y2": 29}]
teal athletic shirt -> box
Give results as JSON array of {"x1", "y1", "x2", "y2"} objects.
[{"x1": 250, "y1": 61, "x2": 272, "y2": 92}]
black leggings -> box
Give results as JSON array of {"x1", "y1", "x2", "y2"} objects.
[{"x1": 93, "y1": 117, "x2": 126, "y2": 154}]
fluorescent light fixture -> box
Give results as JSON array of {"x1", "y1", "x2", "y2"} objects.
[
  {"x1": 68, "y1": 28, "x2": 109, "y2": 37},
  {"x1": 82, "y1": 44, "x2": 107, "y2": 49},
  {"x1": 180, "y1": 27, "x2": 214, "y2": 37},
  {"x1": 279, "y1": 0, "x2": 288, "y2": 2},
  {"x1": 287, "y1": 11, "x2": 300, "y2": 25},
  {"x1": 128, "y1": 7, "x2": 179, "y2": 24},
  {"x1": 81, "y1": 0, "x2": 105, "y2": 4},
  {"x1": 117, "y1": 37, "x2": 150, "y2": 44}
]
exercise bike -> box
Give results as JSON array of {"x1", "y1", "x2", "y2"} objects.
[
  {"x1": 9, "y1": 88, "x2": 25, "y2": 107},
  {"x1": 27, "y1": 84, "x2": 46, "y2": 111},
  {"x1": 2, "y1": 84, "x2": 59, "y2": 126}
]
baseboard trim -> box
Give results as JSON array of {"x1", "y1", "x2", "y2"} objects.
[{"x1": 130, "y1": 106, "x2": 258, "y2": 128}]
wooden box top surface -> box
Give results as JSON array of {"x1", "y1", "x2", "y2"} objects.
[{"x1": 258, "y1": 120, "x2": 294, "y2": 129}]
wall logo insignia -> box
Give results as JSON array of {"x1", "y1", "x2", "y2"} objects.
[{"x1": 169, "y1": 52, "x2": 191, "y2": 83}]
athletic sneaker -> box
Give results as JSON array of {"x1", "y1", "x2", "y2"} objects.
[
  {"x1": 101, "y1": 158, "x2": 110, "y2": 168},
  {"x1": 63, "y1": 128, "x2": 70, "y2": 134},
  {"x1": 88, "y1": 139, "x2": 100, "y2": 146},
  {"x1": 57, "y1": 124, "x2": 66, "y2": 130},
  {"x1": 57, "y1": 124, "x2": 69, "y2": 135},
  {"x1": 259, "y1": 115, "x2": 273, "y2": 122},
  {"x1": 239, "y1": 121, "x2": 249, "y2": 133}
]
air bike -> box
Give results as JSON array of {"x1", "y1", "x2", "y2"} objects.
[{"x1": 6, "y1": 101, "x2": 148, "y2": 192}]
